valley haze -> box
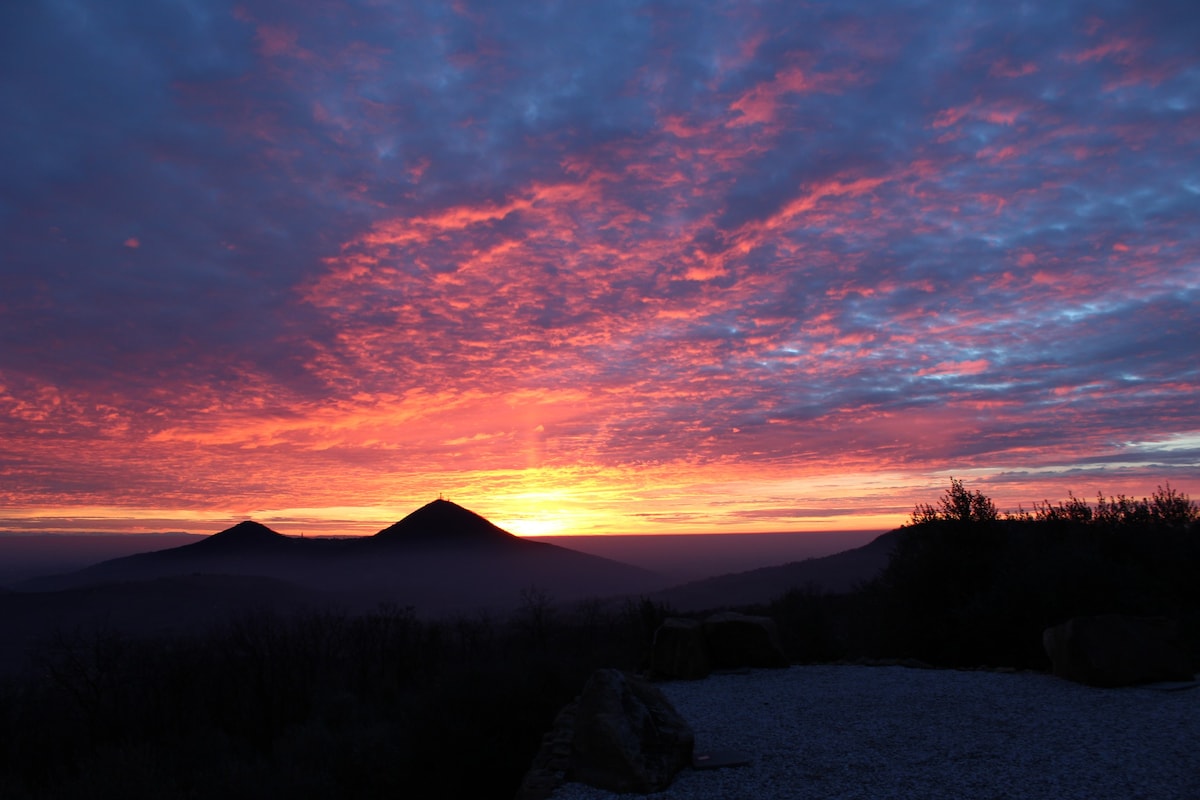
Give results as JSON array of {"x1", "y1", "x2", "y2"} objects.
[{"x1": 0, "y1": 526, "x2": 882, "y2": 587}]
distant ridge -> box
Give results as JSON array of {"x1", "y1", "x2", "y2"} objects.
[
  {"x1": 372, "y1": 499, "x2": 520, "y2": 548},
  {"x1": 653, "y1": 529, "x2": 900, "y2": 610}
]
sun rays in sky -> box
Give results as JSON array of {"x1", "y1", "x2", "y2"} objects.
[{"x1": 1, "y1": 1, "x2": 1197, "y2": 535}]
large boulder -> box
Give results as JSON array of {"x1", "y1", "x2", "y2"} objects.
[
  {"x1": 569, "y1": 668, "x2": 694, "y2": 793},
  {"x1": 651, "y1": 618, "x2": 711, "y2": 680},
  {"x1": 703, "y1": 611, "x2": 788, "y2": 669},
  {"x1": 1042, "y1": 615, "x2": 1195, "y2": 687}
]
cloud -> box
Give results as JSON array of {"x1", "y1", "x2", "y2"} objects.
[{"x1": 0, "y1": 0, "x2": 1197, "y2": 532}]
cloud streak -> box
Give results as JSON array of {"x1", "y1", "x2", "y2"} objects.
[{"x1": 1, "y1": 0, "x2": 1197, "y2": 534}]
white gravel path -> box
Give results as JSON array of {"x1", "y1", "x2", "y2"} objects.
[{"x1": 550, "y1": 665, "x2": 1200, "y2": 800}]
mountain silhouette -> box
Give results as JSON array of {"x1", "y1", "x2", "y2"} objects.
[
  {"x1": 372, "y1": 499, "x2": 521, "y2": 548},
  {"x1": 17, "y1": 500, "x2": 658, "y2": 612},
  {"x1": 185, "y1": 520, "x2": 298, "y2": 554}
]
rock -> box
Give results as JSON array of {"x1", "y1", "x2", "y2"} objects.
[
  {"x1": 1042, "y1": 614, "x2": 1195, "y2": 687},
  {"x1": 703, "y1": 611, "x2": 788, "y2": 669},
  {"x1": 514, "y1": 704, "x2": 577, "y2": 800},
  {"x1": 568, "y1": 668, "x2": 694, "y2": 793},
  {"x1": 651, "y1": 618, "x2": 711, "y2": 680}
]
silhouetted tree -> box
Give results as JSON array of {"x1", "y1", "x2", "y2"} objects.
[{"x1": 910, "y1": 477, "x2": 998, "y2": 525}]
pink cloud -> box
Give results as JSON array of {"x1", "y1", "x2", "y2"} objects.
[
  {"x1": 989, "y1": 60, "x2": 1038, "y2": 79},
  {"x1": 916, "y1": 360, "x2": 990, "y2": 377},
  {"x1": 932, "y1": 105, "x2": 970, "y2": 129},
  {"x1": 728, "y1": 64, "x2": 857, "y2": 127},
  {"x1": 932, "y1": 100, "x2": 1026, "y2": 129},
  {"x1": 254, "y1": 24, "x2": 315, "y2": 62},
  {"x1": 1069, "y1": 37, "x2": 1136, "y2": 65}
]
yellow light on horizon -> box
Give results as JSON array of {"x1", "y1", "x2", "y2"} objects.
[{"x1": 495, "y1": 516, "x2": 566, "y2": 537}]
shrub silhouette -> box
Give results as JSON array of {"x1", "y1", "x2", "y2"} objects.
[
  {"x1": 909, "y1": 476, "x2": 999, "y2": 525},
  {"x1": 865, "y1": 479, "x2": 1200, "y2": 668}
]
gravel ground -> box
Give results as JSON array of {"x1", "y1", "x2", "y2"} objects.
[{"x1": 550, "y1": 665, "x2": 1200, "y2": 800}]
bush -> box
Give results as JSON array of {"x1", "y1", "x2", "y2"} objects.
[
  {"x1": 910, "y1": 477, "x2": 998, "y2": 525},
  {"x1": 875, "y1": 479, "x2": 1200, "y2": 668}
]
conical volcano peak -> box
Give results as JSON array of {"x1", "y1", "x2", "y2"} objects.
[{"x1": 372, "y1": 499, "x2": 520, "y2": 547}]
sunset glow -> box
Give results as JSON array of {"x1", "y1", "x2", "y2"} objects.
[{"x1": 2, "y1": 1, "x2": 1197, "y2": 536}]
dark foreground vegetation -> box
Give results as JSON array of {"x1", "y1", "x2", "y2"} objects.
[
  {"x1": 0, "y1": 481, "x2": 1196, "y2": 798},
  {"x1": 0, "y1": 596, "x2": 671, "y2": 799},
  {"x1": 765, "y1": 481, "x2": 1200, "y2": 669}
]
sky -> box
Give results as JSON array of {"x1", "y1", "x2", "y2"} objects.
[{"x1": 1, "y1": 0, "x2": 1198, "y2": 538}]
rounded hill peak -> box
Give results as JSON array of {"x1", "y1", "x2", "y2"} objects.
[
  {"x1": 217, "y1": 520, "x2": 281, "y2": 537},
  {"x1": 195, "y1": 520, "x2": 287, "y2": 551},
  {"x1": 372, "y1": 499, "x2": 519, "y2": 547}
]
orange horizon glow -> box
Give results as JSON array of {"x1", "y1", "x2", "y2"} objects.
[{"x1": 3, "y1": 458, "x2": 1196, "y2": 539}]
